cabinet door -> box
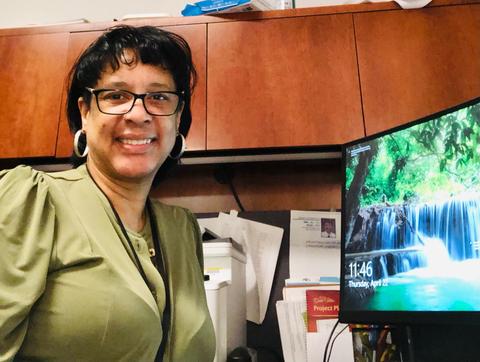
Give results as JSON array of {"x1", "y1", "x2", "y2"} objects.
[
  {"x1": 207, "y1": 15, "x2": 364, "y2": 150},
  {"x1": 0, "y1": 33, "x2": 68, "y2": 158},
  {"x1": 164, "y1": 24, "x2": 207, "y2": 151},
  {"x1": 56, "y1": 31, "x2": 102, "y2": 158},
  {"x1": 355, "y1": 4, "x2": 480, "y2": 136},
  {"x1": 56, "y1": 24, "x2": 207, "y2": 157}
]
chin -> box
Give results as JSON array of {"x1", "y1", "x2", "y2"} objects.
[{"x1": 113, "y1": 159, "x2": 162, "y2": 183}]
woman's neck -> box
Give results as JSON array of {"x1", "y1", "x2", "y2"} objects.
[{"x1": 86, "y1": 160, "x2": 153, "y2": 232}]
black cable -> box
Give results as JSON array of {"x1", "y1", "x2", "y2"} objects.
[
  {"x1": 323, "y1": 319, "x2": 340, "y2": 362},
  {"x1": 86, "y1": 166, "x2": 170, "y2": 361},
  {"x1": 405, "y1": 325, "x2": 416, "y2": 362},
  {"x1": 213, "y1": 165, "x2": 245, "y2": 212},
  {"x1": 86, "y1": 166, "x2": 151, "y2": 291},
  {"x1": 227, "y1": 177, "x2": 245, "y2": 212},
  {"x1": 327, "y1": 324, "x2": 349, "y2": 362}
]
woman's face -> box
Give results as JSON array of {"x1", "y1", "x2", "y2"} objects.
[{"x1": 78, "y1": 59, "x2": 182, "y2": 184}]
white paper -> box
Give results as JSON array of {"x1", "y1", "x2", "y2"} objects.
[
  {"x1": 391, "y1": 0, "x2": 432, "y2": 9},
  {"x1": 299, "y1": 0, "x2": 431, "y2": 9},
  {"x1": 276, "y1": 300, "x2": 307, "y2": 362},
  {"x1": 289, "y1": 210, "x2": 341, "y2": 279},
  {"x1": 197, "y1": 217, "x2": 219, "y2": 235},
  {"x1": 306, "y1": 320, "x2": 354, "y2": 362},
  {"x1": 283, "y1": 284, "x2": 340, "y2": 302},
  {"x1": 200, "y1": 212, "x2": 283, "y2": 324}
]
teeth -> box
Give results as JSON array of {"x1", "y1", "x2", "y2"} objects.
[{"x1": 120, "y1": 138, "x2": 153, "y2": 145}]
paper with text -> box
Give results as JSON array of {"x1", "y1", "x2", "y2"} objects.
[{"x1": 289, "y1": 210, "x2": 341, "y2": 279}]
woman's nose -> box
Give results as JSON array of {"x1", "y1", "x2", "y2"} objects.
[{"x1": 125, "y1": 97, "x2": 152, "y2": 122}]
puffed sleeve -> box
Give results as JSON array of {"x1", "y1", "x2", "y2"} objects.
[{"x1": 0, "y1": 166, "x2": 55, "y2": 361}]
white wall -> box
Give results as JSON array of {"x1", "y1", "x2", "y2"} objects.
[
  {"x1": 0, "y1": 0, "x2": 186, "y2": 28},
  {"x1": 0, "y1": 0, "x2": 325, "y2": 29}
]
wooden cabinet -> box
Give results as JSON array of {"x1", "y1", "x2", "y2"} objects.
[
  {"x1": 56, "y1": 24, "x2": 207, "y2": 158},
  {"x1": 55, "y1": 31, "x2": 103, "y2": 158},
  {"x1": 3, "y1": 2, "x2": 480, "y2": 159},
  {"x1": 355, "y1": 4, "x2": 480, "y2": 136},
  {"x1": 206, "y1": 14, "x2": 364, "y2": 150},
  {"x1": 164, "y1": 24, "x2": 207, "y2": 151},
  {"x1": 0, "y1": 32, "x2": 69, "y2": 158}
]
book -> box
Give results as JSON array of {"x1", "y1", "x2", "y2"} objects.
[
  {"x1": 305, "y1": 290, "x2": 340, "y2": 333},
  {"x1": 304, "y1": 290, "x2": 354, "y2": 361}
]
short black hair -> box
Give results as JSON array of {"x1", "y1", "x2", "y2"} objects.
[{"x1": 66, "y1": 25, "x2": 196, "y2": 184}]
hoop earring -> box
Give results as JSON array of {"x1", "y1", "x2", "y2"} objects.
[
  {"x1": 73, "y1": 130, "x2": 89, "y2": 158},
  {"x1": 169, "y1": 133, "x2": 186, "y2": 160}
]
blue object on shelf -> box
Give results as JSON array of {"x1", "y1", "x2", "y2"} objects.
[{"x1": 181, "y1": 0, "x2": 267, "y2": 16}]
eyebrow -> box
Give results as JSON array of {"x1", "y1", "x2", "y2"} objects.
[{"x1": 101, "y1": 81, "x2": 173, "y2": 89}]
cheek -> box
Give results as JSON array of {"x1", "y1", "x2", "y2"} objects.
[
  {"x1": 92, "y1": 112, "x2": 115, "y2": 133},
  {"x1": 85, "y1": 118, "x2": 114, "y2": 147},
  {"x1": 164, "y1": 128, "x2": 177, "y2": 153},
  {"x1": 159, "y1": 119, "x2": 178, "y2": 145}
]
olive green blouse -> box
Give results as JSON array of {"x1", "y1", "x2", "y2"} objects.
[{"x1": 0, "y1": 165, "x2": 215, "y2": 362}]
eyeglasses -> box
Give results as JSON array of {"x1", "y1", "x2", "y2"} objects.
[{"x1": 85, "y1": 87, "x2": 184, "y2": 116}]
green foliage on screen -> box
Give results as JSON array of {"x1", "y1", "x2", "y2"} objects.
[{"x1": 346, "y1": 104, "x2": 480, "y2": 207}]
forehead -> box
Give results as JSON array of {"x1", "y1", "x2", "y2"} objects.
[{"x1": 97, "y1": 60, "x2": 175, "y2": 89}]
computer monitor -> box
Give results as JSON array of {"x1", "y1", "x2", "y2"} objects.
[{"x1": 340, "y1": 97, "x2": 480, "y2": 325}]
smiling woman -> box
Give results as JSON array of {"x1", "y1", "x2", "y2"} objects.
[
  {"x1": 0, "y1": 26, "x2": 215, "y2": 362},
  {"x1": 78, "y1": 60, "x2": 181, "y2": 187}
]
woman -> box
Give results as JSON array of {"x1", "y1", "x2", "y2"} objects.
[{"x1": 0, "y1": 25, "x2": 215, "y2": 361}]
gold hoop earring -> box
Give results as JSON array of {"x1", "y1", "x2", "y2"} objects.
[{"x1": 73, "y1": 130, "x2": 89, "y2": 158}]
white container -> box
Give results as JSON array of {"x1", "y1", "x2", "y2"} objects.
[
  {"x1": 205, "y1": 280, "x2": 229, "y2": 362},
  {"x1": 203, "y1": 240, "x2": 247, "y2": 359}
]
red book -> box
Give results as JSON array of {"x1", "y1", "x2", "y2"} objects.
[{"x1": 306, "y1": 290, "x2": 340, "y2": 332}]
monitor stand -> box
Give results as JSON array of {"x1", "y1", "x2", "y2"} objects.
[{"x1": 390, "y1": 324, "x2": 480, "y2": 362}]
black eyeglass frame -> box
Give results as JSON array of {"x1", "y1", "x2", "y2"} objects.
[{"x1": 85, "y1": 87, "x2": 185, "y2": 116}]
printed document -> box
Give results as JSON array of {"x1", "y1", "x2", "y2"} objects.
[{"x1": 289, "y1": 210, "x2": 341, "y2": 279}]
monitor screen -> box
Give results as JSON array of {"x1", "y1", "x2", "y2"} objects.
[{"x1": 340, "y1": 97, "x2": 480, "y2": 325}]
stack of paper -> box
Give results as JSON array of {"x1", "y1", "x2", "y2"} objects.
[
  {"x1": 275, "y1": 210, "x2": 354, "y2": 361},
  {"x1": 283, "y1": 277, "x2": 340, "y2": 301},
  {"x1": 277, "y1": 279, "x2": 353, "y2": 362}
]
